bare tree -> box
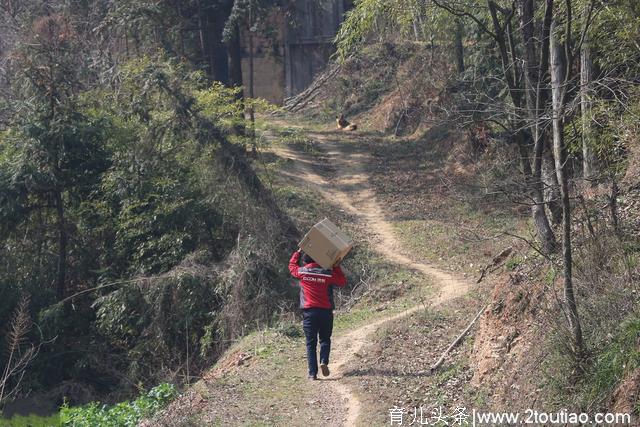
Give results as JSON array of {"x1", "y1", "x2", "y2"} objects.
[
  {"x1": 432, "y1": 0, "x2": 558, "y2": 255},
  {"x1": 580, "y1": 6, "x2": 596, "y2": 186},
  {"x1": 550, "y1": 10, "x2": 584, "y2": 356},
  {"x1": 520, "y1": 0, "x2": 563, "y2": 227}
]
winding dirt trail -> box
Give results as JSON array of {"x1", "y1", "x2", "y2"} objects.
[{"x1": 273, "y1": 129, "x2": 471, "y2": 426}]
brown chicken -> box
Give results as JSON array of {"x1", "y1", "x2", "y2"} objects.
[{"x1": 336, "y1": 114, "x2": 357, "y2": 131}]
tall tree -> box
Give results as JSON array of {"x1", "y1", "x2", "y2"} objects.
[
  {"x1": 426, "y1": 0, "x2": 557, "y2": 254},
  {"x1": 519, "y1": 0, "x2": 562, "y2": 227},
  {"x1": 488, "y1": 0, "x2": 558, "y2": 254},
  {"x1": 226, "y1": 21, "x2": 244, "y2": 93},
  {"x1": 580, "y1": 6, "x2": 596, "y2": 186},
  {"x1": 224, "y1": 0, "x2": 280, "y2": 149},
  {"x1": 550, "y1": 11, "x2": 584, "y2": 356},
  {"x1": 1, "y1": 14, "x2": 109, "y2": 300},
  {"x1": 198, "y1": 0, "x2": 234, "y2": 83}
]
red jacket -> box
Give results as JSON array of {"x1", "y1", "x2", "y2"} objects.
[{"x1": 289, "y1": 251, "x2": 347, "y2": 309}]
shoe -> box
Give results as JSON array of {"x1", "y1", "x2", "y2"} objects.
[
  {"x1": 320, "y1": 363, "x2": 330, "y2": 377},
  {"x1": 308, "y1": 374, "x2": 317, "y2": 380}
]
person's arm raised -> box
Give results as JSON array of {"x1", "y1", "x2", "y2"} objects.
[{"x1": 289, "y1": 250, "x2": 304, "y2": 279}]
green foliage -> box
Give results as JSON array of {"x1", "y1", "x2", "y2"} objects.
[
  {"x1": 543, "y1": 313, "x2": 640, "y2": 411},
  {"x1": 590, "y1": 0, "x2": 640, "y2": 74},
  {"x1": 505, "y1": 255, "x2": 523, "y2": 271},
  {"x1": 91, "y1": 269, "x2": 223, "y2": 385},
  {"x1": 335, "y1": 0, "x2": 392, "y2": 60},
  {"x1": 583, "y1": 316, "x2": 640, "y2": 405},
  {"x1": 0, "y1": 0, "x2": 294, "y2": 416},
  {"x1": 275, "y1": 321, "x2": 303, "y2": 338},
  {"x1": 0, "y1": 414, "x2": 60, "y2": 427},
  {"x1": 111, "y1": 175, "x2": 214, "y2": 274},
  {"x1": 0, "y1": 48, "x2": 290, "y2": 401},
  {"x1": 196, "y1": 82, "x2": 245, "y2": 130},
  {"x1": 59, "y1": 383, "x2": 177, "y2": 427},
  {"x1": 589, "y1": 86, "x2": 640, "y2": 179},
  {"x1": 335, "y1": 0, "x2": 461, "y2": 61}
]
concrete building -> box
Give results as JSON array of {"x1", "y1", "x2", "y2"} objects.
[{"x1": 241, "y1": 0, "x2": 350, "y2": 105}]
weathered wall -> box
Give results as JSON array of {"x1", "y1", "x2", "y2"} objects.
[
  {"x1": 240, "y1": 11, "x2": 286, "y2": 105},
  {"x1": 284, "y1": 0, "x2": 345, "y2": 97},
  {"x1": 241, "y1": 54, "x2": 286, "y2": 105},
  {"x1": 240, "y1": 0, "x2": 347, "y2": 104}
]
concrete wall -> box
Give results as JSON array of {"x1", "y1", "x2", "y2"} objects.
[
  {"x1": 284, "y1": 0, "x2": 345, "y2": 97},
  {"x1": 240, "y1": 0, "x2": 346, "y2": 104},
  {"x1": 240, "y1": 11, "x2": 286, "y2": 105}
]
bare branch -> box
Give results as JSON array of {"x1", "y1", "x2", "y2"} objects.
[{"x1": 431, "y1": 0, "x2": 497, "y2": 39}]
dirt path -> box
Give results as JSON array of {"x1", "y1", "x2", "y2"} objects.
[{"x1": 273, "y1": 129, "x2": 471, "y2": 426}]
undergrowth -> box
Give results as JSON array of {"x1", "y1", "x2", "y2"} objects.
[
  {"x1": 0, "y1": 384, "x2": 176, "y2": 427},
  {"x1": 584, "y1": 316, "x2": 640, "y2": 408},
  {"x1": 59, "y1": 383, "x2": 177, "y2": 426}
]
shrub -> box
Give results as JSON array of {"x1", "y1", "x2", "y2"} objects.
[
  {"x1": 59, "y1": 383, "x2": 177, "y2": 427},
  {"x1": 0, "y1": 414, "x2": 60, "y2": 427}
]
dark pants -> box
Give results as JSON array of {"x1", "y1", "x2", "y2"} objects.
[{"x1": 302, "y1": 308, "x2": 333, "y2": 376}]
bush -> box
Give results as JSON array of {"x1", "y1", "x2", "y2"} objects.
[
  {"x1": 0, "y1": 414, "x2": 60, "y2": 427},
  {"x1": 92, "y1": 262, "x2": 223, "y2": 390},
  {"x1": 59, "y1": 383, "x2": 177, "y2": 427}
]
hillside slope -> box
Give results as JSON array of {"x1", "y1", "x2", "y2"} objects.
[
  {"x1": 149, "y1": 108, "x2": 640, "y2": 425},
  {"x1": 146, "y1": 119, "x2": 506, "y2": 426}
]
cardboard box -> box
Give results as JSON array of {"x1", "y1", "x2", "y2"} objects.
[{"x1": 299, "y1": 218, "x2": 353, "y2": 269}]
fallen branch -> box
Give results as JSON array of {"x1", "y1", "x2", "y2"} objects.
[
  {"x1": 393, "y1": 109, "x2": 407, "y2": 137},
  {"x1": 476, "y1": 246, "x2": 513, "y2": 283},
  {"x1": 282, "y1": 63, "x2": 341, "y2": 113},
  {"x1": 428, "y1": 305, "x2": 486, "y2": 373}
]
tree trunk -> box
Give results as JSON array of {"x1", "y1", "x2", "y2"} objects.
[
  {"x1": 196, "y1": 0, "x2": 206, "y2": 59},
  {"x1": 520, "y1": 0, "x2": 558, "y2": 249},
  {"x1": 454, "y1": 18, "x2": 464, "y2": 73},
  {"x1": 521, "y1": 132, "x2": 556, "y2": 255},
  {"x1": 248, "y1": 9, "x2": 256, "y2": 154},
  {"x1": 580, "y1": 17, "x2": 596, "y2": 185},
  {"x1": 410, "y1": 4, "x2": 421, "y2": 40},
  {"x1": 248, "y1": 28, "x2": 254, "y2": 102},
  {"x1": 227, "y1": 23, "x2": 244, "y2": 92},
  {"x1": 550, "y1": 19, "x2": 584, "y2": 356},
  {"x1": 210, "y1": 2, "x2": 230, "y2": 84},
  {"x1": 543, "y1": 135, "x2": 563, "y2": 225},
  {"x1": 494, "y1": 0, "x2": 553, "y2": 254},
  {"x1": 199, "y1": 0, "x2": 230, "y2": 83},
  {"x1": 609, "y1": 178, "x2": 621, "y2": 237},
  {"x1": 55, "y1": 191, "x2": 67, "y2": 301}
]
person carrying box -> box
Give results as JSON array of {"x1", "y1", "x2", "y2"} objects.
[{"x1": 288, "y1": 249, "x2": 347, "y2": 380}]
